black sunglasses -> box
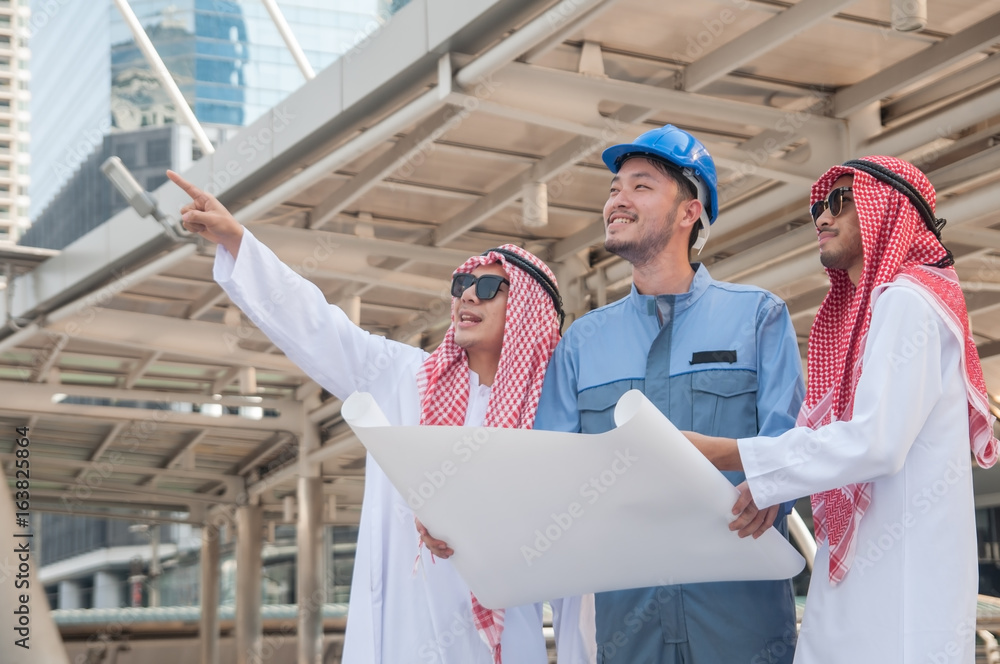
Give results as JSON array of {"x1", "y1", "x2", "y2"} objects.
[
  {"x1": 810, "y1": 186, "x2": 853, "y2": 223},
  {"x1": 451, "y1": 273, "x2": 510, "y2": 300}
]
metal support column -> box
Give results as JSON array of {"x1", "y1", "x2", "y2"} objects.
[
  {"x1": 297, "y1": 421, "x2": 324, "y2": 663},
  {"x1": 236, "y1": 504, "x2": 263, "y2": 664},
  {"x1": 149, "y1": 522, "x2": 161, "y2": 607},
  {"x1": 199, "y1": 523, "x2": 220, "y2": 664}
]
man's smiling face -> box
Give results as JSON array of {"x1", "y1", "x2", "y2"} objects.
[
  {"x1": 603, "y1": 157, "x2": 688, "y2": 267},
  {"x1": 451, "y1": 263, "x2": 509, "y2": 354}
]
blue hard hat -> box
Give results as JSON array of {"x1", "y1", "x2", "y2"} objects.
[{"x1": 602, "y1": 125, "x2": 719, "y2": 225}]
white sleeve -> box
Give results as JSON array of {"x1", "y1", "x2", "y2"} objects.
[
  {"x1": 739, "y1": 287, "x2": 947, "y2": 508},
  {"x1": 214, "y1": 229, "x2": 427, "y2": 400},
  {"x1": 551, "y1": 595, "x2": 597, "y2": 664}
]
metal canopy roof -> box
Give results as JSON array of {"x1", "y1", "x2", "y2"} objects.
[{"x1": 5, "y1": 0, "x2": 1000, "y2": 529}]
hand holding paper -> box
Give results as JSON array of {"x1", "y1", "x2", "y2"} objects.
[{"x1": 415, "y1": 517, "x2": 453, "y2": 558}]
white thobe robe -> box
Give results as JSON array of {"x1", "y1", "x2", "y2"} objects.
[
  {"x1": 215, "y1": 230, "x2": 596, "y2": 664},
  {"x1": 738, "y1": 285, "x2": 978, "y2": 663}
]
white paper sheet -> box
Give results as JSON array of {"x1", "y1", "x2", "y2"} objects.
[{"x1": 342, "y1": 389, "x2": 805, "y2": 609}]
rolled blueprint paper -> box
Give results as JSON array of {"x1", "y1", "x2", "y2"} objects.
[{"x1": 343, "y1": 389, "x2": 805, "y2": 609}]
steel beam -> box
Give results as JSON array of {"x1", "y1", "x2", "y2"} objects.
[
  {"x1": 250, "y1": 222, "x2": 473, "y2": 265},
  {"x1": 39, "y1": 309, "x2": 300, "y2": 374},
  {"x1": 233, "y1": 80, "x2": 452, "y2": 226},
  {"x1": 0, "y1": 383, "x2": 303, "y2": 433},
  {"x1": 124, "y1": 351, "x2": 162, "y2": 388},
  {"x1": 490, "y1": 62, "x2": 844, "y2": 135},
  {"x1": 163, "y1": 429, "x2": 210, "y2": 470},
  {"x1": 834, "y1": 11, "x2": 1000, "y2": 118},
  {"x1": 86, "y1": 422, "x2": 127, "y2": 464},
  {"x1": 309, "y1": 105, "x2": 461, "y2": 230},
  {"x1": 434, "y1": 135, "x2": 605, "y2": 245},
  {"x1": 552, "y1": 221, "x2": 605, "y2": 262},
  {"x1": 945, "y1": 227, "x2": 1000, "y2": 251},
  {"x1": 453, "y1": 0, "x2": 613, "y2": 89},
  {"x1": 684, "y1": 0, "x2": 855, "y2": 92},
  {"x1": 709, "y1": 144, "x2": 818, "y2": 187},
  {"x1": 14, "y1": 453, "x2": 240, "y2": 484},
  {"x1": 0, "y1": 381, "x2": 293, "y2": 410},
  {"x1": 866, "y1": 83, "x2": 1000, "y2": 156},
  {"x1": 883, "y1": 52, "x2": 1000, "y2": 123},
  {"x1": 186, "y1": 288, "x2": 226, "y2": 321},
  {"x1": 709, "y1": 224, "x2": 818, "y2": 282}
]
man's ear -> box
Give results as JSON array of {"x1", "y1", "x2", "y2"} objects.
[{"x1": 677, "y1": 198, "x2": 703, "y2": 232}]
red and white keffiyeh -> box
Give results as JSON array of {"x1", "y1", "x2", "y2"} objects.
[
  {"x1": 416, "y1": 244, "x2": 561, "y2": 663},
  {"x1": 802, "y1": 155, "x2": 998, "y2": 585}
]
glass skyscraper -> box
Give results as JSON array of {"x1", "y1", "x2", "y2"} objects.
[{"x1": 30, "y1": 0, "x2": 381, "y2": 220}]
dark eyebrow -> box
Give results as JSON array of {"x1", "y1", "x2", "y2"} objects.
[{"x1": 610, "y1": 172, "x2": 657, "y2": 186}]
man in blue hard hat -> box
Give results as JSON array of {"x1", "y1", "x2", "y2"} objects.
[{"x1": 534, "y1": 125, "x2": 805, "y2": 663}]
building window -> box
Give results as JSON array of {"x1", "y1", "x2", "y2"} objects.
[
  {"x1": 146, "y1": 173, "x2": 167, "y2": 191},
  {"x1": 116, "y1": 143, "x2": 137, "y2": 169},
  {"x1": 146, "y1": 138, "x2": 171, "y2": 166}
]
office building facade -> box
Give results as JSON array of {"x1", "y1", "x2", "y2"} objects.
[
  {"x1": 0, "y1": 0, "x2": 30, "y2": 243},
  {"x1": 29, "y1": 0, "x2": 381, "y2": 232}
]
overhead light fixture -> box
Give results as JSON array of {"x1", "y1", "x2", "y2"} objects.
[
  {"x1": 101, "y1": 156, "x2": 192, "y2": 242},
  {"x1": 890, "y1": 0, "x2": 927, "y2": 32},
  {"x1": 522, "y1": 181, "x2": 548, "y2": 228}
]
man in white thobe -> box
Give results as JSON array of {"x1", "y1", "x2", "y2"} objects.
[
  {"x1": 167, "y1": 170, "x2": 596, "y2": 664},
  {"x1": 686, "y1": 156, "x2": 998, "y2": 663}
]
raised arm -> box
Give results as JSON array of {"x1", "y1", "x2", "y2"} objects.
[{"x1": 167, "y1": 171, "x2": 426, "y2": 400}]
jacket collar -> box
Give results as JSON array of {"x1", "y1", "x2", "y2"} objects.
[{"x1": 628, "y1": 263, "x2": 712, "y2": 318}]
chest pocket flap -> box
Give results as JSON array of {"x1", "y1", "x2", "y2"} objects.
[
  {"x1": 578, "y1": 379, "x2": 640, "y2": 434},
  {"x1": 690, "y1": 369, "x2": 758, "y2": 438}
]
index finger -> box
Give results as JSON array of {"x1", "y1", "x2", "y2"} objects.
[{"x1": 167, "y1": 169, "x2": 209, "y2": 202}]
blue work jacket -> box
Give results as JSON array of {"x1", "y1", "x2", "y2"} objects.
[{"x1": 535, "y1": 264, "x2": 805, "y2": 664}]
